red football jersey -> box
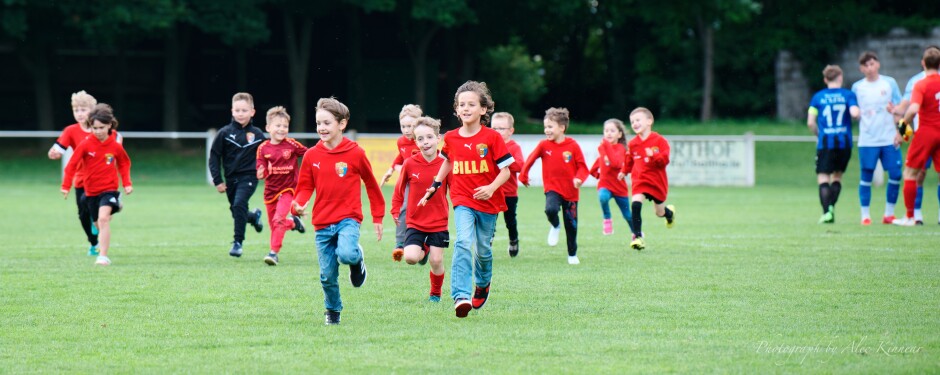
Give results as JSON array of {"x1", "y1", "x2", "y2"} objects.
[
  {"x1": 294, "y1": 138, "x2": 385, "y2": 230},
  {"x1": 391, "y1": 153, "x2": 450, "y2": 232},
  {"x1": 590, "y1": 141, "x2": 630, "y2": 197},
  {"x1": 621, "y1": 131, "x2": 670, "y2": 201},
  {"x1": 440, "y1": 126, "x2": 514, "y2": 214},
  {"x1": 54, "y1": 123, "x2": 124, "y2": 188},
  {"x1": 61, "y1": 132, "x2": 131, "y2": 197},
  {"x1": 519, "y1": 137, "x2": 590, "y2": 202},
  {"x1": 912, "y1": 73, "x2": 940, "y2": 130},
  {"x1": 257, "y1": 138, "x2": 307, "y2": 204},
  {"x1": 390, "y1": 135, "x2": 419, "y2": 167},
  {"x1": 498, "y1": 139, "x2": 524, "y2": 198}
]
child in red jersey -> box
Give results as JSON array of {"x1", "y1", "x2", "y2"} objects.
[
  {"x1": 898, "y1": 47, "x2": 940, "y2": 225},
  {"x1": 617, "y1": 107, "x2": 675, "y2": 251},
  {"x1": 60, "y1": 104, "x2": 132, "y2": 266},
  {"x1": 292, "y1": 97, "x2": 385, "y2": 326},
  {"x1": 419, "y1": 81, "x2": 514, "y2": 318},
  {"x1": 519, "y1": 108, "x2": 590, "y2": 265},
  {"x1": 589, "y1": 118, "x2": 633, "y2": 236},
  {"x1": 381, "y1": 104, "x2": 423, "y2": 260},
  {"x1": 49, "y1": 90, "x2": 110, "y2": 255},
  {"x1": 391, "y1": 116, "x2": 451, "y2": 302},
  {"x1": 256, "y1": 106, "x2": 308, "y2": 266},
  {"x1": 491, "y1": 112, "x2": 524, "y2": 258}
]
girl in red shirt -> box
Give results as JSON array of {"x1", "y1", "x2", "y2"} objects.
[{"x1": 589, "y1": 119, "x2": 634, "y2": 236}]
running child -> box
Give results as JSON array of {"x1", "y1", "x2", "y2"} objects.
[
  {"x1": 49, "y1": 90, "x2": 109, "y2": 255},
  {"x1": 209, "y1": 92, "x2": 266, "y2": 257},
  {"x1": 61, "y1": 104, "x2": 132, "y2": 266},
  {"x1": 418, "y1": 81, "x2": 514, "y2": 318},
  {"x1": 519, "y1": 107, "x2": 590, "y2": 265},
  {"x1": 256, "y1": 106, "x2": 308, "y2": 266},
  {"x1": 381, "y1": 104, "x2": 422, "y2": 260},
  {"x1": 618, "y1": 107, "x2": 675, "y2": 250},
  {"x1": 292, "y1": 97, "x2": 385, "y2": 325},
  {"x1": 391, "y1": 116, "x2": 450, "y2": 302},
  {"x1": 589, "y1": 118, "x2": 633, "y2": 236},
  {"x1": 897, "y1": 47, "x2": 940, "y2": 226},
  {"x1": 490, "y1": 112, "x2": 524, "y2": 257}
]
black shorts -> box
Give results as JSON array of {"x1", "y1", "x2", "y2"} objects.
[
  {"x1": 642, "y1": 193, "x2": 664, "y2": 204},
  {"x1": 84, "y1": 191, "x2": 122, "y2": 222},
  {"x1": 815, "y1": 148, "x2": 851, "y2": 174},
  {"x1": 403, "y1": 228, "x2": 449, "y2": 249}
]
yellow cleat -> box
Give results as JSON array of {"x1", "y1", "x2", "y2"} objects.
[
  {"x1": 630, "y1": 236, "x2": 645, "y2": 251},
  {"x1": 665, "y1": 205, "x2": 676, "y2": 228}
]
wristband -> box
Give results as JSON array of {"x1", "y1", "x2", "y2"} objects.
[{"x1": 426, "y1": 180, "x2": 442, "y2": 199}]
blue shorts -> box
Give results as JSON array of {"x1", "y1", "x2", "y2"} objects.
[{"x1": 858, "y1": 145, "x2": 902, "y2": 175}]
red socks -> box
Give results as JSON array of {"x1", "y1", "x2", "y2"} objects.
[
  {"x1": 904, "y1": 179, "x2": 917, "y2": 218},
  {"x1": 429, "y1": 271, "x2": 445, "y2": 297}
]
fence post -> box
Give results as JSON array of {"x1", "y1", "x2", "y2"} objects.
[
  {"x1": 206, "y1": 129, "x2": 216, "y2": 186},
  {"x1": 744, "y1": 131, "x2": 755, "y2": 186}
]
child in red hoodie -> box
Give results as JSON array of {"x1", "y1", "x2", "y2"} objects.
[
  {"x1": 520, "y1": 107, "x2": 589, "y2": 265},
  {"x1": 381, "y1": 104, "x2": 423, "y2": 259},
  {"x1": 589, "y1": 118, "x2": 633, "y2": 236},
  {"x1": 61, "y1": 104, "x2": 132, "y2": 266},
  {"x1": 391, "y1": 116, "x2": 450, "y2": 302},
  {"x1": 292, "y1": 98, "x2": 385, "y2": 326},
  {"x1": 491, "y1": 112, "x2": 525, "y2": 258}
]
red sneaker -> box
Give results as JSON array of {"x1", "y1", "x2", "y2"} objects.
[
  {"x1": 454, "y1": 299, "x2": 472, "y2": 318},
  {"x1": 861, "y1": 217, "x2": 872, "y2": 226},
  {"x1": 471, "y1": 284, "x2": 490, "y2": 309},
  {"x1": 882, "y1": 215, "x2": 895, "y2": 224},
  {"x1": 392, "y1": 247, "x2": 404, "y2": 262}
]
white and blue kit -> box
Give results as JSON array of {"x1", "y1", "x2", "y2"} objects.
[{"x1": 852, "y1": 75, "x2": 902, "y2": 218}]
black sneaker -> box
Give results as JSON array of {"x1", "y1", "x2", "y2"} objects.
[
  {"x1": 250, "y1": 208, "x2": 264, "y2": 233},
  {"x1": 264, "y1": 253, "x2": 279, "y2": 266},
  {"x1": 324, "y1": 310, "x2": 340, "y2": 325},
  {"x1": 349, "y1": 249, "x2": 367, "y2": 287},
  {"x1": 508, "y1": 240, "x2": 519, "y2": 258},
  {"x1": 471, "y1": 283, "x2": 490, "y2": 309},
  {"x1": 229, "y1": 241, "x2": 243, "y2": 257},
  {"x1": 291, "y1": 215, "x2": 305, "y2": 233},
  {"x1": 418, "y1": 244, "x2": 430, "y2": 266}
]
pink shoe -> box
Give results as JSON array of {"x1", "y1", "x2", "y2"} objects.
[{"x1": 602, "y1": 219, "x2": 613, "y2": 235}]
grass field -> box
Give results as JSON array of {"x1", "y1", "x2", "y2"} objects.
[{"x1": 1, "y1": 141, "x2": 939, "y2": 373}]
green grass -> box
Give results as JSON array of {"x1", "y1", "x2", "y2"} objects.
[{"x1": 1, "y1": 144, "x2": 939, "y2": 373}]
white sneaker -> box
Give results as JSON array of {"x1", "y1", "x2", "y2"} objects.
[
  {"x1": 567, "y1": 255, "x2": 580, "y2": 265},
  {"x1": 547, "y1": 226, "x2": 560, "y2": 246},
  {"x1": 95, "y1": 255, "x2": 111, "y2": 266},
  {"x1": 892, "y1": 217, "x2": 916, "y2": 227}
]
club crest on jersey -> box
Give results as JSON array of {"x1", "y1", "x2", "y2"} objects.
[
  {"x1": 476, "y1": 144, "x2": 488, "y2": 158},
  {"x1": 105, "y1": 153, "x2": 115, "y2": 165},
  {"x1": 246, "y1": 133, "x2": 255, "y2": 143},
  {"x1": 335, "y1": 162, "x2": 348, "y2": 177},
  {"x1": 650, "y1": 146, "x2": 660, "y2": 154},
  {"x1": 282, "y1": 150, "x2": 292, "y2": 159},
  {"x1": 563, "y1": 151, "x2": 572, "y2": 163}
]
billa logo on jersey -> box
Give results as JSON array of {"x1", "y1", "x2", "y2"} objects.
[
  {"x1": 246, "y1": 133, "x2": 255, "y2": 143},
  {"x1": 335, "y1": 162, "x2": 348, "y2": 177},
  {"x1": 476, "y1": 144, "x2": 488, "y2": 158},
  {"x1": 563, "y1": 151, "x2": 572, "y2": 163},
  {"x1": 105, "y1": 153, "x2": 115, "y2": 165},
  {"x1": 282, "y1": 150, "x2": 292, "y2": 159}
]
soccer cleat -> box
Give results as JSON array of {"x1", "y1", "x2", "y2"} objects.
[
  {"x1": 818, "y1": 210, "x2": 834, "y2": 224},
  {"x1": 861, "y1": 217, "x2": 872, "y2": 226},
  {"x1": 547, "y1": 225, "x2": 560, "y2": 246},
  {"x1": 88, "y1": 244, "x2": 99, "y2": 256},
  {"x1": 418, "y1": 244, "x2": 430, "y2": 266},
  {"x1": 915, "y1": 220, "x2": 924, "y2": 226},
  {"x1": 95, "y1": 255, "x2": 111, "y2": 266},
  {"x1": 250, "y1": 208, "x2": 264, "y2": 233},
  {"x1": 882, "y1": 215, "x2": 895, "y2": 224},
  {"x1": 454, "y1": 298, "x2": 472, "y2": 318},
  {"x1": 665, "y1": 205, "x2": 676, "y2": 228},
  {"x1": 568, "y1": 255, "x2": 580, "y2": 265},
  {"x1": 264, "y1": 253, "x2": 279, "y2": 266},
  {"x1": 429, "y1": 295, "x2": 441, "y2": 303},
  {"x1": 602, "y1": 219, "x2": 613, "y2": 235},
  {"x1": 471, "y1": 284, "x2": 490, "y2": 309},
  {"x1": 324, "y1": 310, "x2": 341, "y2": 325},
  {"x1": 892, "y1": 217, "x2": 916, "y2": 227},
  {"x1": 229, "y1": 241, "x2": 243, "y2": 257},
  {"x1": 350, "y1": 250, "x2": 367, "y2": 287},
  {"x1": 826, "y1": 205, "x2": 835, "y2": 223},
  {"x1": 392, "y1": 245, "x2": 404, "y2": 262},
  {"x1": 630, "y1": 234, "x2": 645, "y2": 251},
  {"x1": 508, "y1": 240, "x2": 519, "y2": 258},
  {"x1": 291, "y1": 215, "x2": 305, "y2": 233}
]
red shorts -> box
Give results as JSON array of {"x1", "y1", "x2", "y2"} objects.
[{"x1": 905, "y1": 126, "x2": 940, "y2": 172}]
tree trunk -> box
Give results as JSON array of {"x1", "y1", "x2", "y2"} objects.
[
  {"x1": 163, "y1": 25, "x2": 182, "y2": 148},
  {"x1": 235, "y1": 48, "x2": 247, "y2": 91},
  {"x1": 604, "y1": 27, "x2": 627, "y2": 113},
  {"x1": 284, "y1": 11, "x2": 313, "y2": 133},
  {"x1": 33, "y1": 45, "x2": 54, "y2": 131},
  {"x1": 114, "y1": 47, "x2": 128, "y2": 115},
  {"x1": 347, "y1": 9, "x2": 367, "y2": 132},
  {"x1": 409, "y1": 25, "x2": 439, "y2": 109},
  {"x1": 699, "y1": 18, "x2": 714, "y2": 122}
]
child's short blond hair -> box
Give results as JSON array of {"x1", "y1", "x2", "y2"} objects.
[
  {"x1": 822, "y1": 65, "x2": 843, "y2": 83},
  {"x1": 492, "y1": 112, "x2": 515, "y2": 127},
  {"x1": 630, "y1": 107, "x2": 654, "y2": 121},
  {"x1": 71, "y1": 90, "x2": 97, "y2": 109},
  {"x1": 266, "y1": 106, "x2": 290, "y2": 124},
  {"x1": 399, "y1": 104, "x2": 423, "y2": 120},
  {"x1": 414, "y1": 116, "x2": 442, "y2": 135},
  {"x1": 316, "y1": 97, "x2": 350, "y2": 123},
  {"x1": 544, "y1": 107, "x2": 570, "y2": 130},
  {"x1": 232, "y1": 92, "x2": 254, "y2": 108}
]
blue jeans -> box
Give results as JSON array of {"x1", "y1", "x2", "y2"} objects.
[
  {"x1": 314, "y1": 218, "x2": 362, "y2": 312},
  {"x1": 598, "y1": 188, "x2": 633, "y2": 225},
  {"x1": 451, "y1": 206, "x2": 497, "y2": 301}
]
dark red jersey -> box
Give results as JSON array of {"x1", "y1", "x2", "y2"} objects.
[
  {"x1": 621, "y1": 131, "x2": 670, "y2": 201},
  {"x1": 440, "y1": 126, "x2": 514, "y2": 214},
  {"x1": 390, "y1": 135, "x2": 419, "y2": 167},
  {"x1": 392, "y1": 153, "x2": 450, "y2": 232},
  {"x1": 257, "y1": 138, "x2": 307, "y2": 204},
  {"x1": 62, "y1": 132, "x2": 131, "y2": 196},
  {"x1": 590, "y1": 141, "x2": 630, "y2": 197},
  {"x1": 519, "y1": 137, "x2": 590, "y2": 202}
]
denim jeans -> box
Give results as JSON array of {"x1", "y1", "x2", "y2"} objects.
[
  {"x1": 314, "y1": 218, "x2": 362, "y2": 312},
  {"x1": 451, "y1": 206, "x2": 497, "y2": 301},
  {"x1": 598, "y1": 187, "x2": 633, "y2": 230}
]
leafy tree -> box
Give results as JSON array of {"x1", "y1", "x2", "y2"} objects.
[{"x1": 478, "y1": 39, "x2": 546, "y2": 119}]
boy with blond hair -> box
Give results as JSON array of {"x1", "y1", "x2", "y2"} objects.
[
  {"x1": 491, "y1": 112, "x2": 525, "y2": 257},
  {"x1": 209, "y1": 92, "x2": 266, "y2": 257},
  {"x1": 382, "y1": 104, "x2": 423, "y2": 260}
]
